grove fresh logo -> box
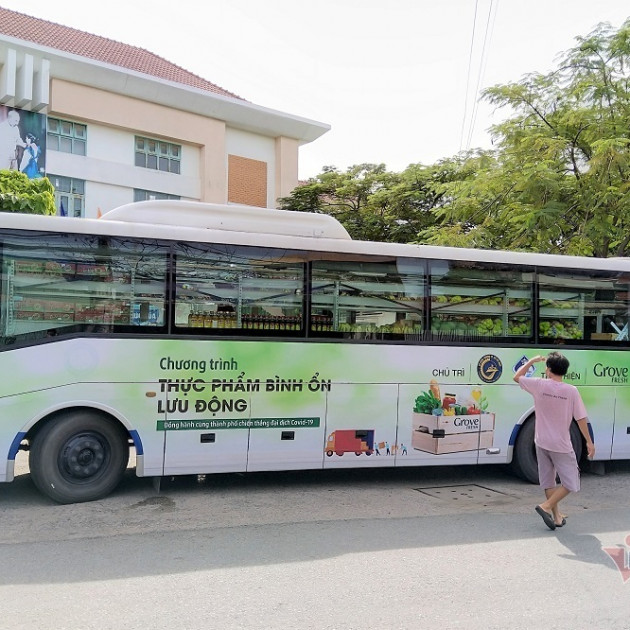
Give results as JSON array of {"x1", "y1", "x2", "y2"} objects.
[
  {"x1": 593, "y1": 363, "x2": 628, "y2": 384},
  {"x1": 477, "y1": 354, "x2": 502, "y2": 383}
]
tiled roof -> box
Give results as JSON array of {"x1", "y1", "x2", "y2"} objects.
[{"x1": 0, "y1": 6, "x2": 245, "y2": 100}]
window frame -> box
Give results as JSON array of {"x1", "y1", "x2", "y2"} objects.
[
  {"x1": 135, "y1": 136, "x2": 181, "y2": 174},
  {"x1": 46, "y1": 117, "x2": 87, "y2": 156},
  {"x1": 2, "y1": 226, "x2": 629, "y2": 350}
]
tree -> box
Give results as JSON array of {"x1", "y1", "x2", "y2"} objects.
[
  {"x1": 422, "y1": 19, "x2": 630, "y2": 257},
  {"x1": 279, "y1": 162, "x2": 445, "y2": 243},
  {"x1": 0, "y1": 169, "x2": 56, "y2": 215}
]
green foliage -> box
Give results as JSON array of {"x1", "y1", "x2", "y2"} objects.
[
  {"x1": 425, "y1": 18, "x2": 630, "y2": 257},
  {"x1": 278, "y1": 163, "x2": 445, "y2": 243},
  {"x1": 0, "y1": 169, "x2": 56, "y2": 215}
]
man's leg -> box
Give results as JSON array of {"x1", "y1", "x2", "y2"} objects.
[
  {"x1": 545, "y1": 488, "x2": 567, "y2": 525},
  {"x1": 540, "y1": 451, "x2": 580, "y2": 525},
  {"x1": 539, "y1": 485, "x2": 570, "y2": 521},
  {"x1": 535, "y1": 446, "x2": 557, "y2": 509}
]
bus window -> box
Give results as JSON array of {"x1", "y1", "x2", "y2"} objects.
[
  {"x1": 174, "y1": 242, "x2": 305, "y2": 333},
  {"x1": 538, "y1": 271, "x2": 630, "y2": 343},
  {"x1": 311, "y1": 258, "x2": 425, "y2": 339},
  {"x1": 0, "y1": 232, "x2": 167, "y2": 345},
  {"x1": 429, "y1": 260, "x2": 534, "y2": 341}
]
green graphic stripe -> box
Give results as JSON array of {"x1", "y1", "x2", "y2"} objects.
[{"x1": 157, "y1": 417, "x2": 320, "y2": 431}]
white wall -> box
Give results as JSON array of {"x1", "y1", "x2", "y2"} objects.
[
  {"x1": 225, "y1": 128, "x2": 276, "y2": 207},
  {"x1": 86, "y1": 181, "x2": 131, "y2": 218},
  {"x1": 45, "y1": 122, "x2": 202, "y2": 212}
]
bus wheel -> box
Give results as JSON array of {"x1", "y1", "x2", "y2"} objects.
[
  {"x1": 30, "y1": 410, "x2": 129, "y2": 504},
  {"x1": 510, "y1": 419, "x2": 538, "y2": 484},
  {"x1": 569, "y1": 421, "x2": 585, "y2": 464},
  {"x1": 511, "y1": 417, "x2": 584, "y2": 485}
]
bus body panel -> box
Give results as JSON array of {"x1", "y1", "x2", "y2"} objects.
[
  {"x1": 0, "y1": 338, "x2": 627, "y2": 484},
  {"x1": 397, "y1": 383, "x2": 481, "y2": 465},
  {"x1": 246, "y1": 390, "x2": 327, "y2": 472},
  {"x1": 578, "y1": 387, "x2": 616, "y2": 460},
  {"x1": 323, "y1": 383, "x2": 400, "y2": 468},
  {"x1": 611, "y1": 386, "x2": 630, "y2": 459},
  {"x1": 163, "y1": 428, "x2": 249, "y2": 476}
]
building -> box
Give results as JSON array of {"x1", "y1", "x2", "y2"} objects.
[{"x1": 0, "y1": 6, "x2": 329, "y2": 217}]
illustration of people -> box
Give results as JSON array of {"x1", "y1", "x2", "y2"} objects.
[
  {"x1": 19, "y1": 132, "x2": 42, "y2": 178},
  {"x1": 400, "y1": 443, "x2": 408, "y2": 455},
  {"x1": 374, "y1": 442, "x2": 380, "y2": 455},
  {"x1": 0, "y1": 109, "x2": 25, "y2": 170},
  {"x1": 385, "y1": 441, "x2": 390, "y2": 455}
]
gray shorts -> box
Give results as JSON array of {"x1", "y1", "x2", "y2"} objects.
[{"x1": 535, "y1": 445, "x2": 580, "y2": 493}]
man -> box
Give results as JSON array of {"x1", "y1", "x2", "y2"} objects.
[
  {"x1": 0, "y1": 109, "x2": 25, "y2": 170},
  {"x1": 513, "y1": 352, "x2": 595, "y2": 530}
]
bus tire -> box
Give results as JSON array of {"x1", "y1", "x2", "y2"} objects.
[
  {"x1": 511, "y1": 419, "x2": 538, "y2": 484},
  {"x1": 511, "y1": 417, "x2": 584, "y2": 485},
  {"x1": 29, "y1": 410, "x2": 129, "y2": 504}
]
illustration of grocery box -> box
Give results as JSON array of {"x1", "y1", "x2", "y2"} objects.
[{"x1": 411, "y1": 411, "x2": 495, "y2": 454}]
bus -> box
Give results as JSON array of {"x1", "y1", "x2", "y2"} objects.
[{"x1": 1, "y1": 200, "x2": 629, "y2": 503}]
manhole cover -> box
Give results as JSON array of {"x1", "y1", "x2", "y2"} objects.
[{"x1": 414, "y1": 484, "x2": 508, "y2": 501}]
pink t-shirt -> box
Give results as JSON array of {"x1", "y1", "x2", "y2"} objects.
[{"x1": 518, "y1": 377, "x2": 587, "y2": 453}]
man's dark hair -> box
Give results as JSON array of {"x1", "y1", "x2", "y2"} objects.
[{"x1": 546, "y1": 351, "x2": 569, "y2": 376}]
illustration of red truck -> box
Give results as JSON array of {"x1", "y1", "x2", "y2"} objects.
[{"x1": 325, "y1": 429, "x2": 375, "y2": 456}]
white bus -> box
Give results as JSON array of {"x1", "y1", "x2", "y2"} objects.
[{"x1": 1, "y1": 200, "x2": 629, "y2": 503}]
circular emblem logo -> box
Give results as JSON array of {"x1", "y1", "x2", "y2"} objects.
[{"x1": 477, "y1": 354, "x2": 503, "y2": 383}]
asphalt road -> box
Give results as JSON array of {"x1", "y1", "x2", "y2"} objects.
[{"x1": 1, "y1": 454, "x2": 629, "y2": 630}]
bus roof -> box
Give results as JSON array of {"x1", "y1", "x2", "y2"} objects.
[
  {"x1": 101, "y1": 200, "x2": 352, "y2": 240},
  {"x1": 1, "y1": 202, "x2": 629, "y2": 274}
]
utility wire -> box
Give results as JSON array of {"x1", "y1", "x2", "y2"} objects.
[
  {"x1": 465, "y1": 0, "x2": 498, "y2": 151},
  {"x1": 459, "y1": 0, "x2": 498, "y2": 153},
  {"x1": 459, "y1": 0, "x2": 479, "y2": 153}
]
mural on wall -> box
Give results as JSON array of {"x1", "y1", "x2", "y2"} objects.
[{"x1": 0, "y1": 105, "x2": 46, "y2": 179}]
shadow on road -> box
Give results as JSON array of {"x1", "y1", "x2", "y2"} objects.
[{"x1": 1, "y1": 462, "x2": 629, "y2": 585}]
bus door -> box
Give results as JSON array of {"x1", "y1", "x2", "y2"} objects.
[
  {"x1": 323, "y1": 383, "x2": 399, "y2": 468},
  {"x1": 161, "y1": 386, "x2": 249, "y2": 476},
  {"x1": 396, "y1": 384, "x2": 483, "y2": 466},
  {"x1": 246, "y1": 390, "x2": 327, "y2": 472}
]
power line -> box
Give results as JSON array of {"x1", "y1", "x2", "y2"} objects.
[
  {"x1": 459, "y1": 0, "x2": 480, "y2": 153},
  {"x1": 466, "y1": 0, "x2": 498, "y2": 151},
  {"x1": 459, "y1": 0, "x2": 498, "y2": 153}
]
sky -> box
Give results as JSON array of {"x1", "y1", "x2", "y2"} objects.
[{"x1": 2, "y1": 0, "x2": 630, "y2": 179}]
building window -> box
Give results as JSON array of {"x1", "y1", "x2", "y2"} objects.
[
  {"x1": 47, "y1": 118, "x2": 87, "y2": 155},
  {"x1": 134, "y1": 189, "x2": 181, "y2": 202},
  {"x1": 135, "y1": 136, "x2": 181, "y2": 174},
  {"x1": 50, "y1": 174, "x2": 85, "y2": 218}
]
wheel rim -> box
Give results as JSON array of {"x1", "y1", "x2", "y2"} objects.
[{"x1": 58, "y1": 432, "x2": 110, "y2": 483}]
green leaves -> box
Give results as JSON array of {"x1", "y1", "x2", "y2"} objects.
[
  {"x1": 278, "y1": 162, "x2": 444, "y2": 243},
  {"x1": 429, "y1": 18, "x2": 630, "y2": 257},
  {"x1": 413, "y1": 391, "x2": 441, "y2": 414},
  {"x1": 0, "y1": 169, "x2": 56, "y2": 215}
]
